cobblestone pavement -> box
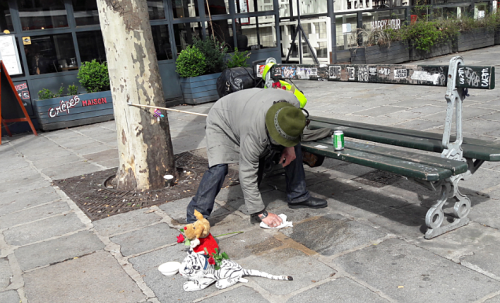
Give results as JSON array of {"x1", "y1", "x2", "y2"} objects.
[{"x1": 1, "y1": 47, "x2": 500, "y2": 303}]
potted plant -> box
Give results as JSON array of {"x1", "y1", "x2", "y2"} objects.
[
  {"x1": 176, "y1": 37, "x2": 227, "y2": 104},
  {"x1": 402, "y1": 19, "x2": 458, "y2": 61},
  {"x1": 456, "y1": 14, "x2": 496, "y2": 52},
  {"x1": 33, "y1": 60, "x2": 113, "y2": 131},
  {"x1": 350, "y1": 27, "x2": 409, "y2": 64}
]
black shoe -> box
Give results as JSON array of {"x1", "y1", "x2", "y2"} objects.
[{"x1": 288, "y1": 197, "x2": 327, "y2": 209}]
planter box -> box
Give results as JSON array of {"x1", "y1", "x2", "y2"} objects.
[
  {"x1": 350, "y1": 41, "x2": 409, "y2": 64},
  {"x1": 495, "y1": 27, "x2": 500, "y2": 45},
  {"x1": 179, "y1": 72, "x2": 221, "y2": 105},
  {"x1": 409, "y1": 40, "x2": 452, "y2": 61},
  {"x1": 457, "y1": 28, "x2": 494, "y2": 52},
  {"x1": 33, "y1": 91, "x2": 113, "y2": 131}
]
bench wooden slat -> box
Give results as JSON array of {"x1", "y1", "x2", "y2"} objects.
[
  {"x1": 309, "y1": 117, "x2": 500, "y2": 161},
  {"x1": 302, "y1": 140, "x2": 461, "y2": 181},
  {"x1": 315, "y1": 138, "x2": 469, "y2": 175}
]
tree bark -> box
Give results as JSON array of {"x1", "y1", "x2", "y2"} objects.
[{"x1": 97, "y1": 0, "x2": 176, "y2": 190}]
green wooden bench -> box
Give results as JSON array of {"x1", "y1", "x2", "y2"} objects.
[{"x1": 271, "y1": 56, "x2": 497, "y2": 239}]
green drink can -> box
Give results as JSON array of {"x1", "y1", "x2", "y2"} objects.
[{"x1": 333, "y1": 130, "x2": 344, "y2": 151}]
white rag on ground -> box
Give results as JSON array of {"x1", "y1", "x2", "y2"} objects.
[{"x1": 260, "y1": 214, "x2": 293, "y2": 229}]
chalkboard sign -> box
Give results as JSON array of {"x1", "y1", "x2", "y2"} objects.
[{"x1": 0, "y1": 60, "x2": 37, "y2": 144}]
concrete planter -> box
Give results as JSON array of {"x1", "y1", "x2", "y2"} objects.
[
  {"x1": 457, "y1": 28, "x2": 495, "y2": 52},
  {"x1": 409, "y1": 40, "x2": 453, "y2": 61},
  {"x1": 179, "y1": 73, "x2": 221, "y2": 105},
  {"x1": 495, "y1": 27, "x2": 500, "y2": 45},
  {"x1": 33, "y1": 91, "x2": 113, "y2": 131},
  {"x1": 350, "y1": 41, "x2": 409, "y2": 64}
]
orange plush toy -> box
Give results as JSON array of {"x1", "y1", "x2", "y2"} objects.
[{"x1": 181, "y1": 210, "x2": 219, "y2": 255}]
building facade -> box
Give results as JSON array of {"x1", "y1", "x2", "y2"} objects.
[{"x1": 0, "y1": 0, "x2": 495, "y2": 125}]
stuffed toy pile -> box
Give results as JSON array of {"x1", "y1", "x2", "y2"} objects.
[{"x1": 176, "y1": 210, "x2": 293, "y2": 291}]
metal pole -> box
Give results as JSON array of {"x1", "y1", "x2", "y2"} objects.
[
  {"x1": 297, "y1": 0, "x2": 303, "y2": 64},
  {"x1": 328, "y1": 0, "x2": 337, "y2": 63},
  {"x1": 127, "y1": 103, "x2": 208, "y2": 117}
]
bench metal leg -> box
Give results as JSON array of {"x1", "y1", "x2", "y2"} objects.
[{"x1": 424, "y1": 176, "x2": 471, "y2": 239}]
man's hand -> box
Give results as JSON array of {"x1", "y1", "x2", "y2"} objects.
[
  {"x1": 279, "y1": 146, "x2": 296, "y2": 167},
  {"x1": 260, "y1": 212, "x2": 283, "y2": 228}
]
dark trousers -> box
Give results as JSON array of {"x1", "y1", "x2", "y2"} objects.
[{"x1": 186, "y1": 144, "x2": 310, "y2": 223}]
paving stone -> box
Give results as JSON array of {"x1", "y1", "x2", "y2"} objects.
[
  {"x1": 0, "y1": 167, "x2": 38, "y2": 182},
  {"x1": 93, "y1": 208, "x2": 163, "y2": 237},
  {"x1": 392, "y1": 118, "x2": 444, "y2": 131},
  {"x1": 415, "y1": 222, "x2": 500, "y2": 278},
  {"x1": 315, "y1": 162, "x2": 377, "y2": 181},
  {"x1": 159, "y1": 197, "x2": 230, "y2": 224},
  {"x1": 217, "y1": 229, "x2": 284, "y2": 261},
  {"x1": 351, "y1": 106, "x2": 404, "y2": 117},
  {"x1": 469, "y1": 197, "x2": 500, "y2": 230},
  {"x1": 30, "y1": 154, "x2": 82, "y2": 169},
  {"x1": 3, "y1": 213, "x2": 87, "y2": 246},
  {"x1": 209, "y1": 213, "x2": 254, "y2": 237},
  {"x1": 485, "y1": 294, "x2": 500, "y2": 303},
  {"x1": 83, "y1": 148, "x2": 118, "y2": 163},
  {"x1": 0, "y1": 174, "x2": 51, "y2": 194},
  {"x1": 69, "y1": 142, "x2": 113, "y2": 156},
  {"x1": 0, "y1": 186, "x2": 60, "y2": 216},
  {"x1": 367, "y1": 205, "x2": 429, "y2": 238},
  {"x1": 23, "y1": 251, "x2": 145, "y2": 303},
  {"x1": 237, "y1": 248, "x2": 335, "y2": 295},
  {"x1": 280, "y1": 214, "x2": 386, "y2": 256},
  {"x1": 129, "y1": 244, "x2": 217, "y2": 302},
  {"x1": 41, "y1": 161, "x2": 102, "y2": 180},
  {"x1": 110, "y1": 223, "x2": 178, "y2": 256},
  {"x1": 24, "y1": 148, "x2": 76, "y2": 161},
  {"x1": 459, "y1": 168, "x2": 500, "y2": 192},
  {"x1": 200, "y1": 285, "x2": 269, "y2": 303},
  {"x1": 0, "y1": 290, "x2": 20, "y2": 303},
  {"x1": 15, "y1": 230, "x2": 105, "y2": 271},
  {"x1": 0, "y1": 257, "x2": 12, "y2": 290},
  {"x1": 0, "y1": 200, "x2": 70, "y2": 229},
  {"x1": 335, "y1": 238, "x2": 500, "y2": 303},
  {"x1": 287, "y1": 278, "x2": 390, "y2": 303}
]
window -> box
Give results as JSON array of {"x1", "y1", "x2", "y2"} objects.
[
  {"x1": 0, "y1": 2, "x2": 13, "y2": 33},
  {"x1": 148, "y1": 0, "x2": 166, "y2": 20},
  {"x1": 151, "y1": 25, "x2": 173, "y2": 60},
  {"x1": 17, "y1": 0, "x2": 68, "y2": 31},
  {"x1": 24, "y1": 34, "x2": 76, "y2": 75},
  {"x1": 77, "y1": 31, "x2": 106, "y2": 63},
  {"x1": 236, "y1": 0, "x2": 274, "y2": 13},
  {"x1": 207, "y1": 0, "x2": 230, "y2": 15},
  {"x1": 241, "y1": 16, "x2": 276, "y2": 50},
  {"x1": 72, "y1": 0, "x2": 99, "y2": 26},
  {"x1": 172, "y1": 0, "x2": 200, "y2": 18},
  {"x1": 173, "y1": 22, "x2": 204, "y2": 53}
]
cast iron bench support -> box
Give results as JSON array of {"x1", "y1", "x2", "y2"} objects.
[{"x1": 271, "y1": 56, "x2": 497, "y2": 239}]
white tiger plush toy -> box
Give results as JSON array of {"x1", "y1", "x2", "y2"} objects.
[{"x1": 179, "y1": 249, "x2": 293, "y2": 291}]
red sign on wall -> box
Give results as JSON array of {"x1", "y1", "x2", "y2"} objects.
[{"x1": 410, "y1": 15, "x2": 418, "y2": 25}]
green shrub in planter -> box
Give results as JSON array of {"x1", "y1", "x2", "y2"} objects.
[
  {"x1": 193, "y1": 37, "x2": 227, "y2": 74},
  {"x1": 77, "y1": 59, "x2": 110, "y2": 93},
  {"x1": 399, "y1": 21, "x2": 443, "y2": 52},
  {"x1": 176, "y1": 45, "x2": 207, "y2": 78},
  {"x1": 226, "y1": 47, "x2": 251, "y2": 68},
  {"x1": 37, "y1": 85, "x2": 65, "y2": 100}
]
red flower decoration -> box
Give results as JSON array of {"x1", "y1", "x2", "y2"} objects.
[
  {"x1": 184, "y1": 226, "x2": 187, "y2": 230},
  {"x1": 208, "y1": 256, "x2": 215, "y2": 265},
  {"x1": 282, "y1": 86, "x2": 286, "y2": 90},
  {"x1": 177, "y1": 234, "x2": 185, "y2": 243}
]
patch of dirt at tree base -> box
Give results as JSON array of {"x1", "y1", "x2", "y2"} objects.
[{"x1": 53, "y1": 150, "x2": 239, "y2": 221}]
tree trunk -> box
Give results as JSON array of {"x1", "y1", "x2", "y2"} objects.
[{"x1": 97, "y1": 0, "x2": 176, "y2": 190}]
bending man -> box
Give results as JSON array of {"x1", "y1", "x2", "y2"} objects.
[{"x1": 186, "y1": 88, "x2": 327, "y2": 227}]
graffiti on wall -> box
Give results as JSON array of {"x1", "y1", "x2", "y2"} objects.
[{"x1": 271, "y1": 63, "x2": 494, "y2": 89}]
